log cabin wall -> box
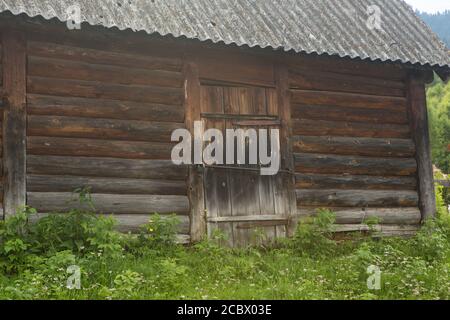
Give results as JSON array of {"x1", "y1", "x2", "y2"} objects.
[
  {"x1": 287, "y1": 56, "x2": 422, "y2": 236},
  {"x1": 15, "y1": 25, "x2": 190, "y2": 240},
  {"x1": 0, "y1": 15, "x2": 434, "y2": 242}
]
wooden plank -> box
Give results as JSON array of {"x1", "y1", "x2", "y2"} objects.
[
  {"x1": 200, "y1": 87, "x2": 235, "y2": 246},
  {"x1": 292, "y1": 136, "x2": 415, "y2": 158},
  {"x1": 296, "y1": 173, "x2": 417, "y2": 190},
  {"x1": 28, "y1": 115, "x2": 181, "y2": 142},
  {"x1": 407, "y1": 73, "x2": 436, "y2": 220},
  {"x1": 27, "y1": 76, "x2": 183, "y2": 106},
  {"x1": 295, "y1": 153, "x2": 417, "y2": 176},
  {"x1": 286, "y1": 53, "x2": 408, "y2": 81},
  {"x1": 296, "y1": 207, "x2": 421, "y2": 225},
  {"x1": 208, "y1": 215, "x2": 288, "y2": 223},
  {"x1": 292, "y1": 119, "x2": 411, "y2": 139},
  {"x1": 201, "y1": 113, "x2": 278, "y2": 121},
  {"x1": 227, "y1": 92, "x2": 263, "y2": 247},
  {"x1": 2, "y1": 30, "x2": 27, "y2": 217},
  {"x1": 30, "y1": 212, "x2": 190, "y2": 234},
  {"x1": 184, "y1": 60, "x2": 206, "y2": 243},
  {"x1": 27, "y1": 175, "x2": 187, "y2": 195},
  {"x1": 289, "y1": 68, "x2": 405, "y2": 97},
  {"x1": 291, "y1": 104, "x2": 408, "y2": 125},
  {"x1": 275, "y1": 65, "x2": 297, "y2": 237},
  {"x1": 232, "y1": 120, "x2": 281, "y2": 126},
  {"x1": 27, "y1": 94, "x2": 184, "y2": 123},
  {"x1": 332, "y1": 224, "x2": 420, "y2": 235},
  {"x1": 296, "y1": 189, "x2": 418, "y2": 207},
  {"x1": 27, "y1": 41, "x2": 182, "y2": 72},
  {"x1": 27, "y1": 192, "x2": 190, "y2": 215},
  {"x1": 28, "y1": 136, "x2": 173, "y2": 159},
  {"x1": 198, "y1": 51, "x2": 275, "y2": 88},
  {"x1": 28, "y1": 55, "x2": 183, "y2": 88},
  {"x1": 27, "y1": 155, "x2": 187, "y2": 180},
  {"x1": 291, "y1": 90, "x2": 407, "y2": 111}
]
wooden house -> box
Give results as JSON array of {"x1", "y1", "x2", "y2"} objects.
[{"x1": 0, "y1": 1, "x2": 449, "y2": 246}]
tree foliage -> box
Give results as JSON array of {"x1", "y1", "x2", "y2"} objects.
[
  {"x1": 427, "y1": 78, "x2": 450, "y2": 173},
  {"x1": 418, "y1": 11, "x2": 450, "y2": 48}
]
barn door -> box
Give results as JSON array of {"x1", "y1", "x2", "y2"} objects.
[{"x1": 200, "y1": 85, "x2": 290, "y2": 247}]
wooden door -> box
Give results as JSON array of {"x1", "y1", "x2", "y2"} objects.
[{"x1": 200, "y1": 85, "x2": 291, "y2": 247}]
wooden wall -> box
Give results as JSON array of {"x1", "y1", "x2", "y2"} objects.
[
  {"x1": 288, "y1": 58, "x2": 422, "y2": 236},
  {"x1": 0, "y1": 15, "x2": 435, "y2": 242},
  {"x1": 21, "y1": 29, "x2": 190, "y2": 239}
]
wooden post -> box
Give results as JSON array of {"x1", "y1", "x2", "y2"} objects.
[
  {"x1": 407, "y1": 71, "x2": 436, "y2": 220},
  {"x1": 183, "y1": 58, "x2": 206, "y2": 242},
  {"x1": 2, "y1": 30, "x2": 27, "y2": 218},
  {"x1": 275, "y1": 64, "x2": 297, "y2": 236}
]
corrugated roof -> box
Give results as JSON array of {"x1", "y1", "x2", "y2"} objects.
[{"x1": 1, "y1": 0, "x2": 449, "y2": 68}]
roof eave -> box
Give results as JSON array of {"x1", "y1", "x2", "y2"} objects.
[{"x1": 435, "y1": 66, "x2": 450, "y2": 83}]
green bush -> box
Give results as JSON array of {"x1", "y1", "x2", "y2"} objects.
[
  {"x1": 290, "y1": 209, "x2": 336, "y2": 257},
  {"x1": 137, "y1": 214, "x2": 181, "y2": 249}
]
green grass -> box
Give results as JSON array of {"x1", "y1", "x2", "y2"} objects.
[{"x1": 0, "y1": 189, "x2": 449, "y2": 300}]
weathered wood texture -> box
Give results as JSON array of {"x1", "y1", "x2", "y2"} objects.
[
  {"x1": 407, "y1": 73, "x2": 436, "y2": 220},
  {"x1": 200, "y1": 84, "x2": 290, "y2": 247},
  {"x1": 27, "y1": 192, "x2": 189, "y2": 215},
  {"x1": 289, "y1": 66, "x2": 420, "y2": 229},
  {"x1": 24, "y1": 36, "x2": 189, "y2": 233},
  {"x1": 2, "y1": 30, "x2": 27, "y2": 217},
  {"x1": 0, "y1": 18, "x2": 428, "y2": 241},
  {"x1": 184, "y1": 60, "x2": 206, "y2": 242},
  {"x1": 296, "y1": 207, "x2": 421, "y2": 225}
]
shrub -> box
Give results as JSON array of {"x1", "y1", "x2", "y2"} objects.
[
  {"x1": 137, "y1": 214, "x2": 181, "y2": 249},
  {"x1": 0, "y1": 207, "x2": 36, "y2": 273},
  {"x1": 290, "y1": 209, "x2": 336, "y2": 257},
  {"x1": 414, "y1": 218, "x2": 449, "y2": 261}
]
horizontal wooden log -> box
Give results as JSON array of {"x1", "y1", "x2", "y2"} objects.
[
  {"x1": 291, "y1": 104, "x2": 408, "y2": 125},
  {"x1": 28, "y1": 115, "x2": 182, "y2": 142},
  {"x1": 295, "y1": 153, "x2": 417, "y2": 176},
  {"x1": 27, "y1": 175, "x2": 187, "y2": 195},
  {"x1": 28, "y1": 55, "x2": 183, "y2": 88},
  {"x1": 292, "y1": 119, "x2": 411, "y2": 139},
  {"x1": 296, "y1": 173, "x2": 417, "y2": 190},
  {"x1": 293, "y1": 136, "x2": 415, "y2": 158},
  {"x1": 27, "y1": 94, "x2": 184, "y2": 123},
  {"x1": 27, "y1": 155, "x2": 187, "y2": 180},
  {"x1": 296, "y1": 207, "x2": 421, "y2": 225},
  {"x1": 28, "y1": 136, "x2": 174, "y2": 159},
  {"x1": 207, "y1": 215, "x2": 288, "y2": 223},
  {"x1": 30, "y1": 212, "x2": 190, "y2": 234},
  {"x1": 331, "y1": 224, "x2": 420, "y2": 236},
  {"x1": 27, "y1": 76, "x2": 183, "y2": 106},
  {"x1": 291, "y1": 90, "x2": 407, "y2": 112},
  {"x1": 296, "y1": 189, "x2": 419, "y2": 207},
  {"x1": 286, "y1": 54, "x2": 408, "y2": 81},
  {"x1": 27, "y1": 41, "x2": 182, "y2": 72},
  {"x1": 289, "y1": 69, "x2": 405, "y2": 97},
  {"x1": 27, "y1": 192, "x2": 190, "y2": 215}
]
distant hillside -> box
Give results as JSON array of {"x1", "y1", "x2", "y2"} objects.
[{"x1": 417, "y1": 11, "x2": 450, "y2": 48}]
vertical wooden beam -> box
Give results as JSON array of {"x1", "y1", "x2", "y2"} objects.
[
  {"x1": 407, "y1": 71, "x2": 436, "y2": 220},
  {"x1": 275, "y1": 64, "x2": 297, "y2": 236},
  {"x1": 2, "y1": 30, "x2": 27, "y2": 218},
  {"x1": 184, "y1": 58, "x2": 206, "y2": 242}
]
